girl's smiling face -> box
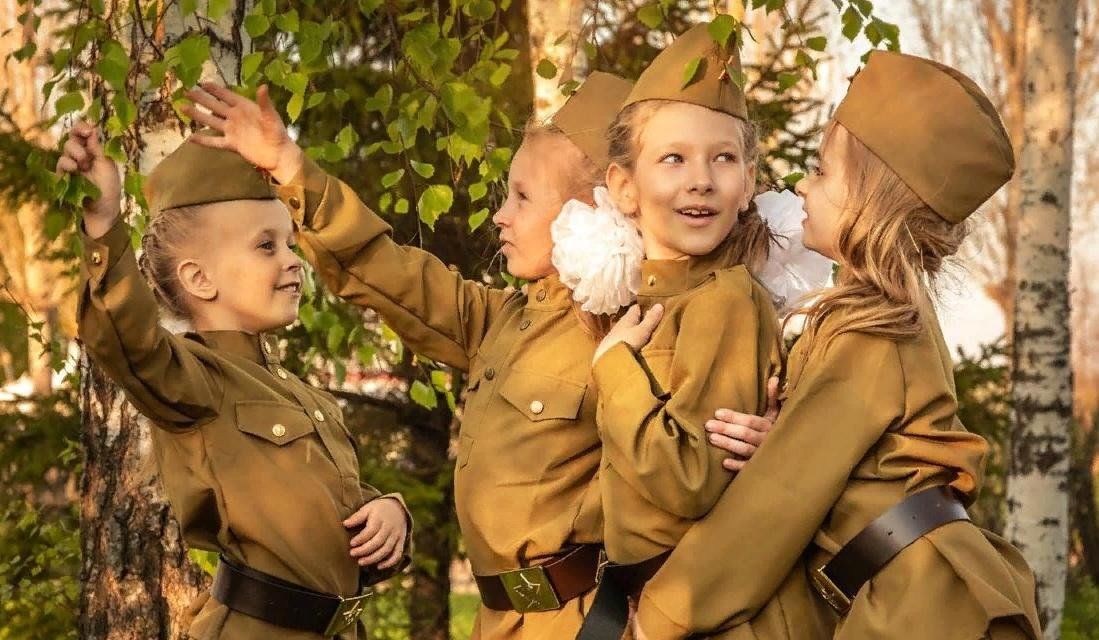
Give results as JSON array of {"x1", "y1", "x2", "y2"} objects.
[
  {"x1": 607, "y1": 101, "x2": 755, "y2": 260},
  {"x1": 174, "y1": 199, "x2": 304, "y2": 332},
  {"x1": 796, "y1": 123, "x2": 851, "y2": 261}
]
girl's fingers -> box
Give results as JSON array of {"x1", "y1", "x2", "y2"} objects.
[
  {"x1": 63, "y1": 138, "x2": 89, "y2": 164},
  {"x1": 722, "y1": 457, "x2": 747, "y2": 472},
  {"x1": 188, "y1": 133, "x2": 232, "y2": 150},
  {"x1": 359, "y1": 534, "x2": 398, "y2": 566},
  {"x1": 185, "y1": 87, "x2": 228, "y2": 115},
  {"x1": 376, "y1": 534, "x2": 406, "y2": 570},
  {"x1": 348, "y1": 517, "x2": 383, "y2": 546},
  {"x1": 707, "y1": 432, "x2": 756, "y2": 457},
  {"x1": 256, "y1": 84, "x2": 277, "y2": 117},
  {"x1": 183, "y1": 105, "x2": 227, "y2": 131},
  {"x1": 202, "y1": 82, "x2": 242, "y2": 107},
  {"x1": 56, "y1": 156, "x2": 77, "y2": 174},
  {"x1": 637, "y1": 303, "x2": 664, "y2": 333},
  {"x1": 350, "y1": 531, "x2": 388, "y2": 558},
  {"x1": 764, "y1": 376, "x2": 781, "y2": 420},
  {"x1": 705, "y1": 419, "x2": 764, "y2": 446},
  {"x1": 343, "y1": 506, "x2": 369, "y2": 528},
  {"x1": 711, "y1": 410, "x2": 772, "y2": 434}
]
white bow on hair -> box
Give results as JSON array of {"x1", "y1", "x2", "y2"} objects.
[
  {"x1": 549, "y1": 187, "x2": 833, "y2": 318},
  {"x1": 550, "y1": 186, "x2": 644, "y2": 315}
]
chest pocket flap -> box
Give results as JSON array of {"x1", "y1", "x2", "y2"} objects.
[
  {"x1": 235, "y1": 401, "x2": 315, "y2": 445},
  {"x1": 500, "y1": 369, "x2": 587, "y2": 422}
]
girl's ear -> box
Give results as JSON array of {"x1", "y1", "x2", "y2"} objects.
[
  {"x1": 606, "y1": 162, "x2": 639, "y2": 217},
  {"x1": 741, "y1": 163, "x2": 758, "y2": 212},
  {"x1": 177, "y1": 258, "x2": 218, "y2": 303}
]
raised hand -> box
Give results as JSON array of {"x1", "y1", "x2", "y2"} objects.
[
  {"x1": 55, "y1": 121, "x2": 121, "y2": 238},
  {"x1": 592, "y1": 303, "x2": 664, "y2": 365},
  {"x1": 182, "y1": 83, "x2": 304, "y2": 184}
]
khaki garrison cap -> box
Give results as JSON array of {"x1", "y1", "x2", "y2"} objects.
[
  {"x1": 548, "y1": 71, "x2": 634, "y2": 169},
  {"x1": 143, "y1": 130, "x2": 276, "y2": 216},
  {"x1": 622, "y1": 21, "x2": 748, "y2": 119},
  {"x1": 835, "y1": 50, "x2": 1015, "y2": 224}
]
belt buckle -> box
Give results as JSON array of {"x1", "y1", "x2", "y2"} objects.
[
  {"x1": 499, "y1": 565, "x2": 562, "y2": 613},
  {"x1": 810, "y1": 565, "x2": 852, "y2": 615},
  {"x1": 322, "y1": 591, "x2": 373, "y2": 637}
]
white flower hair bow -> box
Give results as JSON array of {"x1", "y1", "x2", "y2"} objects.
[
  {"x1": 550, "y1": 187, "x2": 644, "y2": 315},
  {"x1": 754, "y1": 190, "x2": 835, "y2": 315}
]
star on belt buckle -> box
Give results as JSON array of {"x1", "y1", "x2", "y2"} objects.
[
  {"x1": 810, "y1": 565, "x2": 852, "y2": 615},
  {"x1": 499, "y1": 565, "x2": 562, "y2": 613},
  {"x1": 323, "y1": 590, "x2": 373, "y2": 637}
]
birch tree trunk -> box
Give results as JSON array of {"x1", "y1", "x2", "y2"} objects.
[
  {"x1": 527, "y1": 0, "x2": 584, "y2": 120},
  {"x1": 78, "y1": 2, "x2": 253, "y2": 637},
  {"x1": 1004, "y1": 0, "x2": 1077, "y2": 635}
]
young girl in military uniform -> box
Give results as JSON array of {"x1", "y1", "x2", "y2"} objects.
[
  {"x1": 59, "y1": 124, "x2": 410, "y2": 639},
  {"x1": 182, "y1": 74, "x2": 643, "y2": 640},
  {"x1": 579, "y1": 26, "x2": 820, "y2": 639},
  {"x1": 631, "y1": 51, "x2": 1041, "y2": 640}
]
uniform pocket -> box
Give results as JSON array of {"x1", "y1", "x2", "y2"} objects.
[
  {"x1": 499, "y1": 369, "x2": 587, "y2": 422},
  {"x1": 457, "y1": 432, "x2": 474, "y2": 469},
  {"x1": 234, "y1": 400, "x2": 316, "y2": 445}
]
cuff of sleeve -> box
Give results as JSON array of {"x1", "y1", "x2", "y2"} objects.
[
  {"x1": 80, "y1": 218, "x2": 133, "y2": 285},
  {"x1": 636, "y1": 592, "x2": 690, "y2": 640},
  {"x1": 274, "y1": 153, "x2": 329, "y2": 228}
]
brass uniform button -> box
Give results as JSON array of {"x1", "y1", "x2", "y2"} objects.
[
  {"x1": 313, "y1": 409, "x2": 325, "y2": 422},
  {"x1": 276, "y1": 368, "x2": 288, "y2": 380},
  {"x1": 536, "y1": 290, "x2": 547, "y2": 302},
  {"x1": 529, "y1": 400, "x2": 544, "y2": 415},
  {"x1": 519, "y1": 319, "x2": 532, "y2": 330},
  {"x1": 288, "y1": 196, "x2": 302, "y2": 210},
  {"x1": 647, "y1": 275, "x2": 657, "y2": 286},
  {"x1": 272, "y1": 424, "x2": 286, "y2": 437},
  {"x1": 484, "y1": 367, "x2": 496, "y2": 381},
  {"x1": 90, "y1": 251, "x2": 103, "y2": 265}
]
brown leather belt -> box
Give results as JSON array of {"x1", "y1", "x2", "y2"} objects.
[
  {"x1": 811, "y1": 485, "x2": 970, "y2": 614},
  {"x1": 212, "y1": 554, "x2": 372, "y2": 637},
  {"x1": 475, "y1": 545, "x2": 603, "y2": 613}
]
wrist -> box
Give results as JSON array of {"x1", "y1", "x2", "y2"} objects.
[
  {"x1": 83, "y1": 213, "x2": 120, "y2": 239},
  {"x1": 270, "y1": 139, "x2": 304, "y2": 185}
]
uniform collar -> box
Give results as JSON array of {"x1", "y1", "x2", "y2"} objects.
[
  {"x1": 189, "y1": 330, "x2": 281, "y2": 365},
  {"x1": 638, "y1": 234, "x2": 744, "y2": 303},
  {"x1": 525, "y1": 273, "x2": 574, "y2": 310}
]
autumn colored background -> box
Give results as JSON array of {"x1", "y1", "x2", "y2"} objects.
[{"x1": 0, "y1": 0, "x2": 1093, "y2": 638}]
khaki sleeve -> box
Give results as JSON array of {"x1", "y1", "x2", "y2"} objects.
[
  {"x1": 592, "y1": 277, "x2": 775, "y2": 520},
  {"x1": 76, "y1": 219, "x2": 221, "y2": 430},
  {"x1": 274, "y1": 156, "x2": 510, "y2": 371},
  {"x1": 634, "y1": 331, "x2": 905, "y2": 639}
]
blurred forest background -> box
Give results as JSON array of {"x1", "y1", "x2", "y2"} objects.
[{"x1": 0, "y1": 0, "x2": 1095, "y2": 638}]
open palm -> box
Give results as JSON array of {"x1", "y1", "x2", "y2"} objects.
[{"x1": 183, "y1": 83, "x2": 299, "y2": 181}]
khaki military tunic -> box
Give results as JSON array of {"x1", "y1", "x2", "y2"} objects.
[
  {"x1": 77, "y1": 220, "x2": 409, "y2": 640},
  {"x1": 634, "y1": 296, "x2": 1041, "y2": 640},
  {"x1": 274, "y1": 157, "x2": 604, "y2": 639},
  {"x1": 591, "y1": 240, "x2": 783, "y2": 565}
]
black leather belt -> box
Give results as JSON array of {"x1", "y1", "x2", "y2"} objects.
[
  {"x1": 811, "y1": 485, "x2": 970, "y2": 614},
  {"x1": 575, "y1": 551, "x2": 670, "y2": 640},
  {"x1": 212, "y1": 554, "x2": 372, "y2": 637}
]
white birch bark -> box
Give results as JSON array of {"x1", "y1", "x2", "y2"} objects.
[{"x1": 1005, "y1": 1, "x2": 1077, "y2": 636}]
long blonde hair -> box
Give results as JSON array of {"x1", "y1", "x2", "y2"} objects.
[
  {"x1": 793, "y1": 122, "x2": 968, "y2": 344},
  {"x1": 522, "y1": 119, "x2": 616, "y2": 339},
  {"x1": 605, "y1": 100, "x2": 772, "y2": 273}
]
